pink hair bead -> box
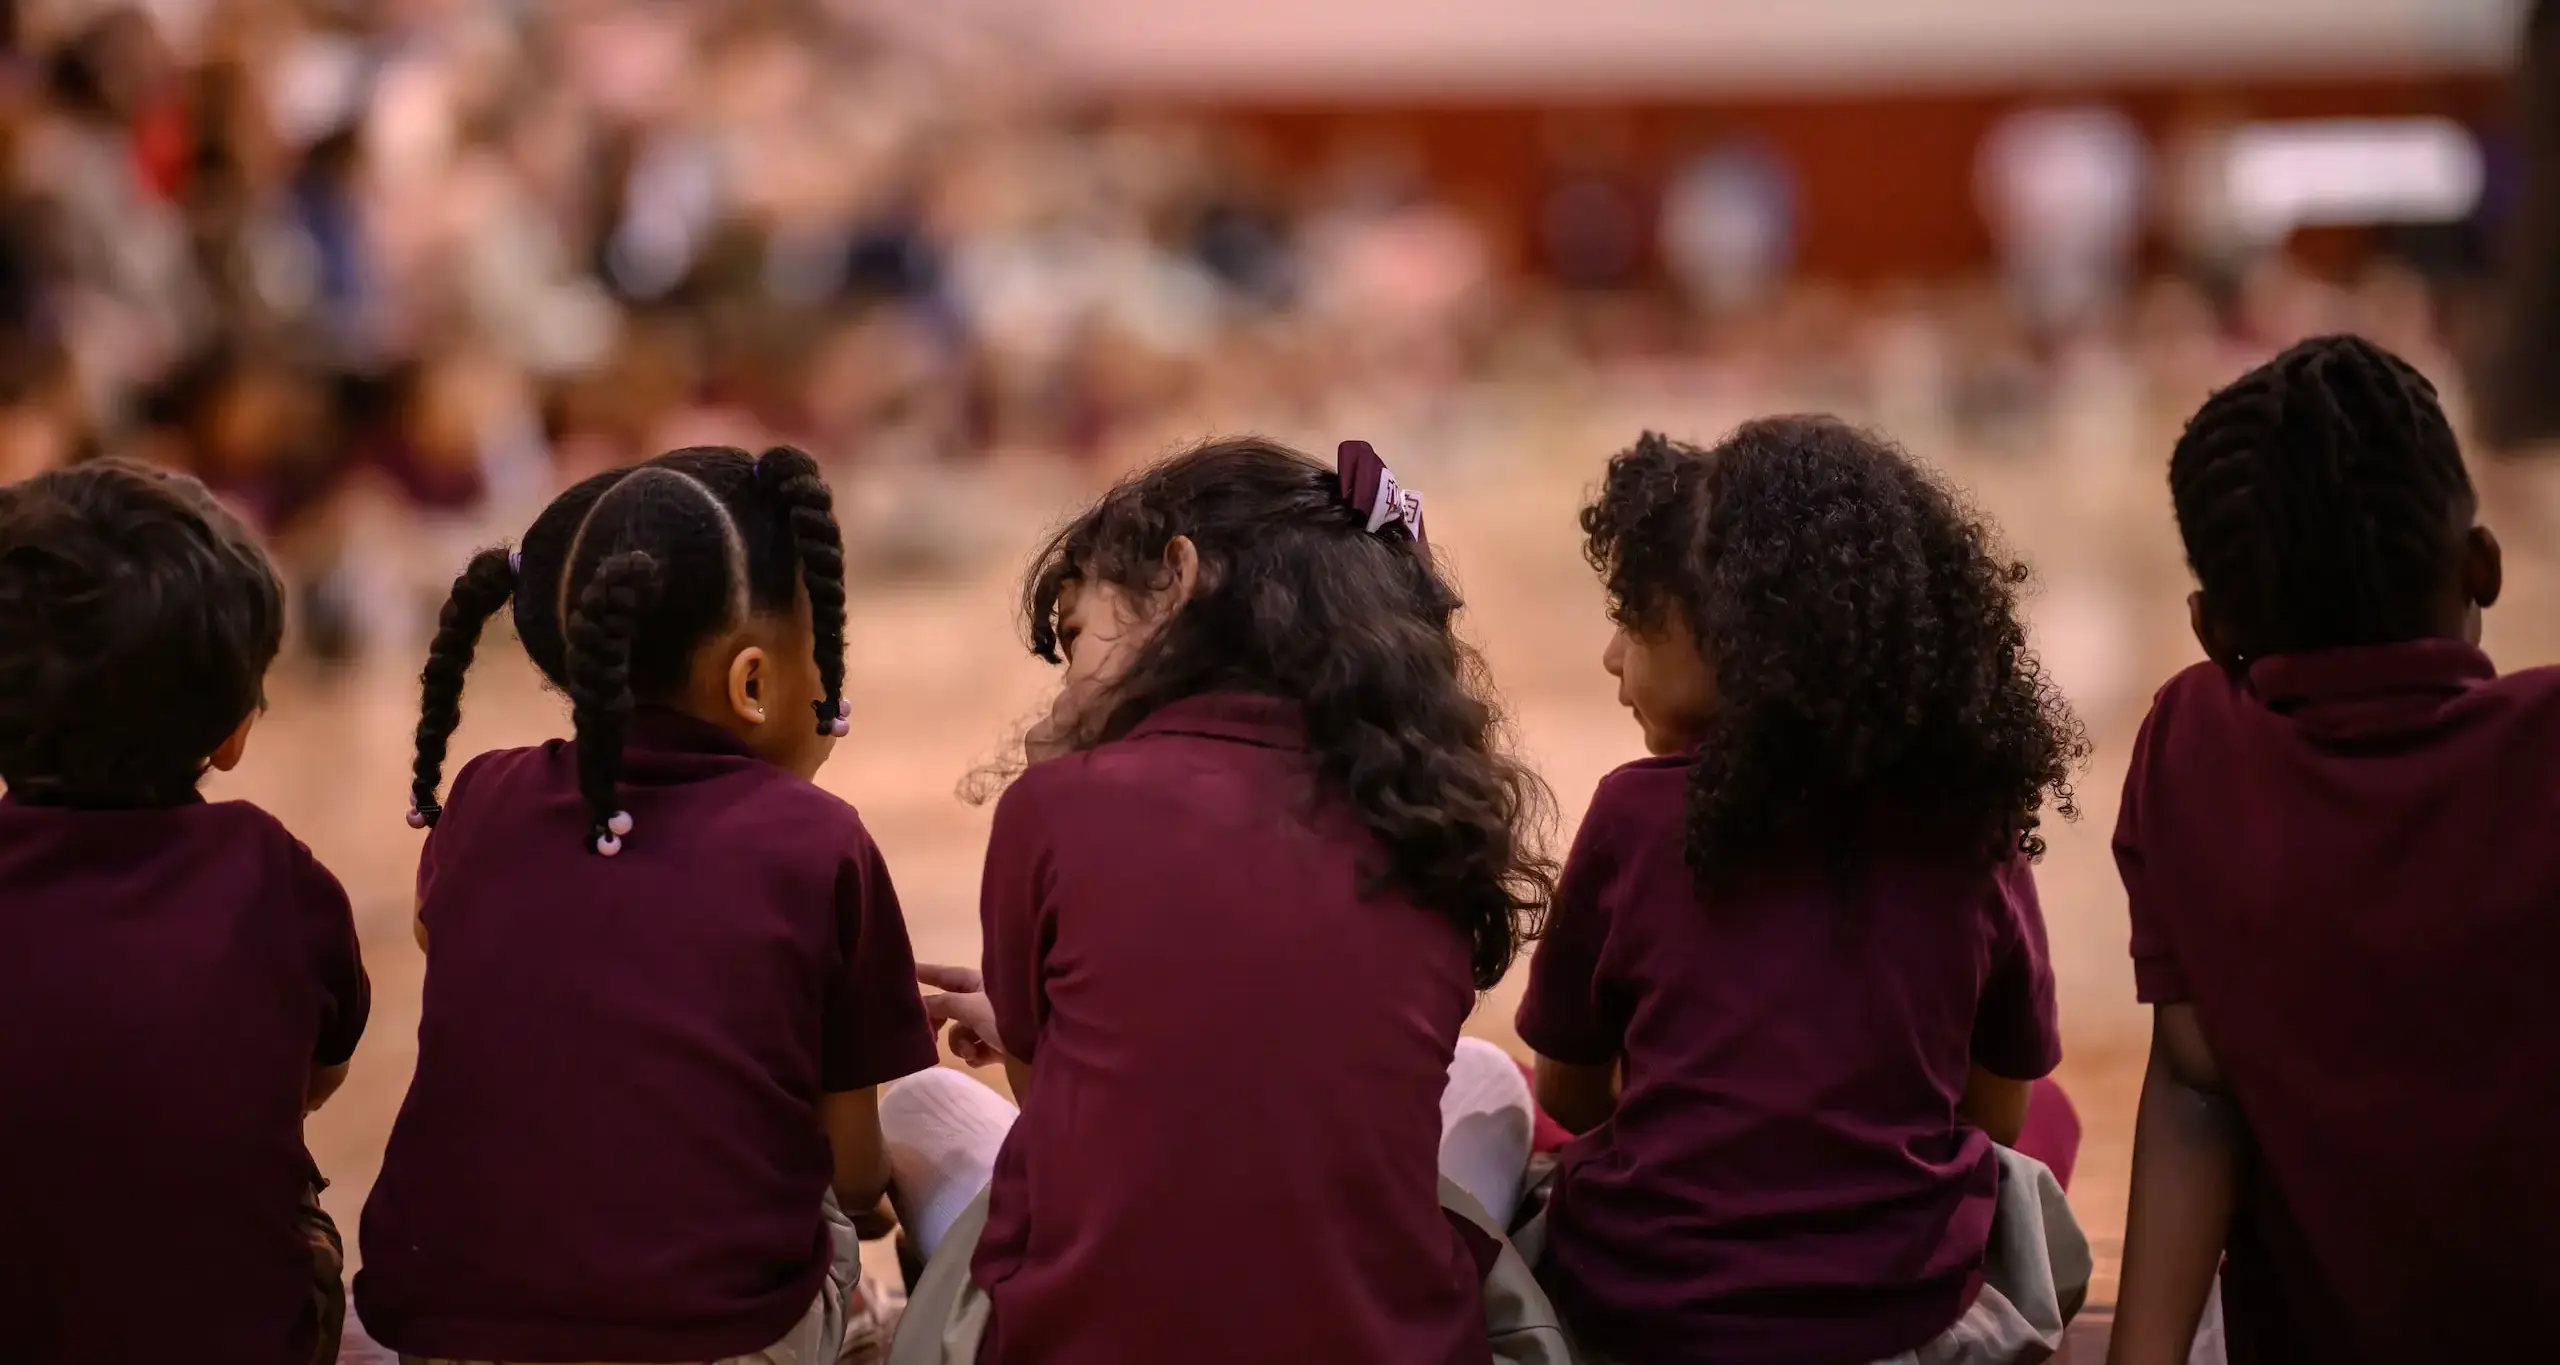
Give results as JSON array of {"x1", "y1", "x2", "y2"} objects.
[
  {"x1": 828, "y1": 717, "x2": 850, "y2": 738},
  {"x1": 606, "y1": 811, "x2": 634, "y2": 837},
  {"x1": 406, "y1": 808, "x2": 428, "y2": 830},
  {"x1": 595, "y1": 833, "x2": 623, "y2": 857}
]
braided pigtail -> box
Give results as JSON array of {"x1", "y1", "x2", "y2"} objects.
[
  {"x1": 410, "y1": 548, "x2": 519, "y2": 828},
  {"x1": 755, "y1": 446, "x2": 851, "y2": 736},
  {"x1": 565, "y1": 550, "x2": 663, "y2": 855}
]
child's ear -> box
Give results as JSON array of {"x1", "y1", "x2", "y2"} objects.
[
  {"x1": 2464, "y1": 525, "x2": 2504, "y2": 611},
  {"x1": 208, "y1": 714, "x2": 256, "y2": 773},
  {"x1": 1162, "y1": 535, "x2": 1202, "y2": 613},
  {"x1": 2187, "y1": 591, "x2": 2244, "y2": 672},
  {"x1": 724, "y1": 645, "x2": 772, "y2": 726}
]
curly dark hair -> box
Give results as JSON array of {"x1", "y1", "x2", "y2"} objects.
[
  {"x1": 1584, "y1": 420, "x2": 2086, "y2": 887},
  {"x1": 0, "y1": 459, "x2": 283, "y2": 804},
  {"x1": 1011, "y1": 437, "x2": 1556, "y2": 989},
  {"x1": 2169, "y1": 334, "x2": 2472, "y2": 661},
  {"x1": 407, "y1": 445, "x2": 847, "y2": 852}
]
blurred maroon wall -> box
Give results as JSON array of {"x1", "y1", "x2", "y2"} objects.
[{"x1": 1153, "y1": 71, "x2": 2504, "y2": 281}]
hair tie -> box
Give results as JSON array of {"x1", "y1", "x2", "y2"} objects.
[{"x1": 1335, "y1": 441, "x2": 1425, "y2": 546}]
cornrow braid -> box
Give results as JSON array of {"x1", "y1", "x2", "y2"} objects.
[
  {"x1": 2168, "y1": 334, "x2": 2471, "y2": 660},
  {"x1": 565, "y1": 550, "x2": 663, "y2": 855},
  {"x1": 753, "y1": 446, "x2": 851, "y2": 735},
  {"x1": 410, "y1": 547, "x2": 518, "y2": 827}
]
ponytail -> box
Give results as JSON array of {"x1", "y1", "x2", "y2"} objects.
[
  {"x1": 410, "y1": 547, "x2": 518, "y2": 827},
  {"x1": 565, "y1": 550, "x2": 663, "y2": 855},
  {"x1": 754, "y1": 446, "x2": 851, "y2": 736}
]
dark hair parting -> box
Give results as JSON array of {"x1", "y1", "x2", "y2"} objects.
[
  {"x1": 566, "y1": 549, "x2": 662, "y2": 855},
  {"x1": 753, "y1": 446, "x2": 851, "y2": 736},
  {"x1": 409, "y1": 547, "x2": 520, "y2": 827},
  {"x1": 404, "y1": 445, "x2": 854, "y2": 852}
]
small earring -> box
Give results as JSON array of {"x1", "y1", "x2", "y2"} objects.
[{"x1": 752, "y1": 708, "x2": 767, "y2": 723}]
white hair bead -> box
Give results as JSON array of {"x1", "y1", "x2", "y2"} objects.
[
  {"x1": 595, "y1": 833, "x2": 623, "y2": 857},
  {"x1": 607, "y1": 810, "x2": 634, "y2": 837}
]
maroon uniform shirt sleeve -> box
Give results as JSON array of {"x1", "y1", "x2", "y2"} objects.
[
  {"x1": 293, "y1": 839, "x2": 370, "y2": 1068},
  {"x1": 2115, "y1": 703, "x2": 2193, "y2": 1005},
  {"x1": 1516, "y1": 782, "x2": 1627, "y2": 1066},
  {"x1": 979, "y1": 771, "x2": 1059, "y2": 1064},
  {"x1": 819, "y1": 833, "x2": 940, "y2": 1092},
  {"x1": 1970, "y1": 856, "x2": 2062, "y2": 1081}
]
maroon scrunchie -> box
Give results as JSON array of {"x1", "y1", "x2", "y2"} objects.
[{"x1": 1336, "y1": 440, "x2": 1426, "y2": 546}]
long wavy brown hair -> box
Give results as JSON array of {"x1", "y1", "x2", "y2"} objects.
[{"x1": 1002, "y1": 437, "x2": 1556, "y2": 989}]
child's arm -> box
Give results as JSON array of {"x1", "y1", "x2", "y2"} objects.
[
  {"x1": 2108, "y1": 1002, "x2": 2239, "y2": 1365},
  {"x1": 818, "y1": 1087, "x2": 896, "y2": 1210},
  {"x1": 305, "y1": 1062, "x2": 350, "y2": 1114},
  {"x1": 919, "y1": 964, "x2": 1035, "y2": 1102},
  {"x1": 1957, "y1": 1066, "x2": 2032, "y2": 1148},
  {"x1": 1532, "y1": 1055, "x2": 1618, "y2": 1136}
]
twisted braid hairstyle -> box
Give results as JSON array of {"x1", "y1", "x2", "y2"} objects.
[
  {"x1": 1584, "y1": 420, "x2": 2087, "y2": 890},
  {"x1": 2169, "y1": 335, "x2": 2474, "y2": 661},
  {"x1": 1015, "y1": 437, "x2": 1556, "y2": 990},
  {"x1": 406, "y1": 446, "x2": 850, "y2": 852}
]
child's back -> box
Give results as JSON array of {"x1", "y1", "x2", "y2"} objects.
[
  {"x1": 2120, "y1": 648, "x2": 2560, "y2": 1360},
  {"x1": 2113, "y1": 336, "x2": 2560, "y2": 1365},
  {"x1": 359, "y1": 716, "x2": 928, "y2": 1359},
  {"x1": 971, "y1": 696, "x2": 1489, "y2": 1365},
  {"x1": 1523, "y1": 760, "x2": 2056, "y2": 1364},
  {"x1": 0, "y1": 462, "x2": 368, "y2": 1365}
]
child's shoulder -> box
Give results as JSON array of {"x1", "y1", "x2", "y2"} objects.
[
  {"x1": 1587, "y1": 754, "x2": 1693, "y2": 824},
  {"x1": 123, "y1": 799, "x2": 344, "y2": 900}
]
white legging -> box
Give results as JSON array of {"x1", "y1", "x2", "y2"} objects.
[{"x1": 881, "y1": 1037, "x2": 1536, "y2": 1261}]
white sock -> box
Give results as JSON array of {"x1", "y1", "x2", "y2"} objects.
[
  {"x1": 881, "y1": 1067, "x2": 1018, "y2": 1261},
  {"x1": 1439, "y1": 1037, "x2": 1534, "y2": 1229}
]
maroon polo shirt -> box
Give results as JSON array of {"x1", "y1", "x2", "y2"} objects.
[
  {"x1": 355, "y1": 709, "x2": 939, "y2": 1362},
  {"x1": 1517, "y1": 756, "x2": 2061, "y2": 1365},
  {"x1": 972, "y1": 693, "x2": 1493, "y2": 1365},
  {"x1": 0, "y1": 794, "x2": 368, "y2": 1365},
  {"x1": 2116, "y1": 643, "x2": 2560, "y2": 1365}
]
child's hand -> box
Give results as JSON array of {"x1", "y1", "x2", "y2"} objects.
[{"x1": 917, "y1": 963, "x2": 1007, "y2": 1067}]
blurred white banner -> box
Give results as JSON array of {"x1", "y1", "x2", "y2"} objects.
[{"x1": 1012, "y1": 0, "x2": 2521, "y2": 96}]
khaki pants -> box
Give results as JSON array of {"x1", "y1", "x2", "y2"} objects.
[
  {"x1": 1512, "y1": 1146, "x2": 2091, "y2": 1365},
  {"x1": 402, "y1": 1195, "x2": 880, "y2": 1365},
  {"x1": 886, "y1": 1177, "x2": 1574, "y2": 1365}
]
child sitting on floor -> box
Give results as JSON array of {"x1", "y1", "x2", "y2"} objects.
[
  {"x1": 2109, "y1": 335, "x2": 2560, "y2": 1365},
  {"x1": 1517, "y1": 421, "x2": 2091, "y2": 1365},
  {"x1": 884, "y1": 438, "x2": 1562, "y2": 1365},
  {"x1": 355, "y1": 446, "x2": 938, "y2": 1365},
  {"x1": 0, "y1": 460, "x2": 369, "y2": 1365}
]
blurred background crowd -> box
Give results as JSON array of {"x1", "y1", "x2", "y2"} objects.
[{"x1": 0, "y1": 0, "x2": 2525, "y2": 658}]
